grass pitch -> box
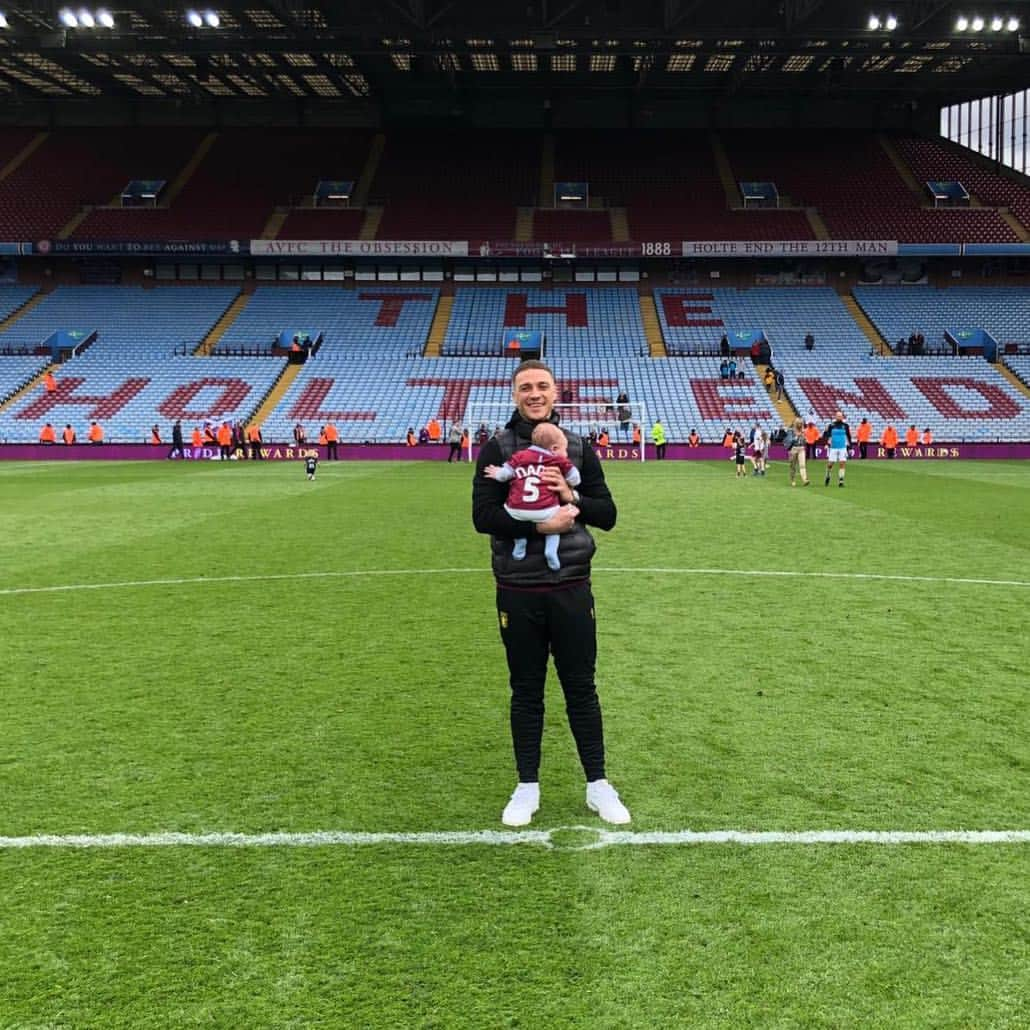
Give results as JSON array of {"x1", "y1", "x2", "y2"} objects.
[{"x1": 1, "y1": 456, "x2": 1028, "y2": 1028}]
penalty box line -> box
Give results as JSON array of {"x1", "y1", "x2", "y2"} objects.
[{"x1": 2, "y1": 828, "x2": 1030, "y2": 851}]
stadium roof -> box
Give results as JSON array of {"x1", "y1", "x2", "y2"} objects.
[{"x1": 0, "y1": 0, "x2": 1026, "y2": 105}]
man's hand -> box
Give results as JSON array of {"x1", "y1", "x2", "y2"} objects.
[
  {"x1": 539, "y1": 466, "x2": 574, "y2": 502},
  {"x1": 483, "y1": 464, "x2": 502, "y2": 479},
  {"x1": 536, "y1": 504, "x2": 580, "y2": 534}
]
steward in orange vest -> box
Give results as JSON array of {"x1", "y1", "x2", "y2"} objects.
[
  {"x1": 406, "y1": 428, "x2": 417, "y2": 447},
  {"x1": 43, "y1": 371, "x2": 57, "y2": 394},
  {"x1": 905, "y1": 426, "x2": 919, "y2": 447},
  {"x1": 216, "y1": 422, "x2": 232, "y2": 459},
  {"x1": 598, "y1": 430, "x2": 610, "y2": 446},
  {"x1": 246, "y1": 423, "x2": 263, "y2": 460},
  {"x1": 722, "y1": 431, "x2": 734, "y2": 447},
  {"x1": 323, "y1": 422, "x2": 339, "y2": 459},
  {"x1": 88, "y1": 421, "x2": 104, "y2": 444},
  {"x1": 881, "y1": 425, "x2": 899, "y2": 457},
  {"x1": 632, "y1": 425, "x2": 641, "y2": 445},
  {"x1": 39, "y1": 423, "x2": 56, "y2": 444},
  {"x1": 688, "y1": 430, "x2": 700, "y2": 447},
  {"x1": 922, "y1": 429, "x2": 933, "y2": 445},
  {"x1": 427, "y1": 418, "x2": 441, "y2": 443},
  {"x1": 191, "y1": 428, "x2": 203, "y2": 447},
  {"x1": 855, "y1": 418, "x2": 872, "y2": 458},
  {"x1": 62, "y1": 424, "x2": 76, "y2": 445}
]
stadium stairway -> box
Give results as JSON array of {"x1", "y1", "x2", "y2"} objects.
[
  {"x1": 359, "y1": 206, "x2": 383, "y2": 240},
  {"x1": 639, "y1": 295, "x2": 667, "y2": 356},
  {"x1": 805, "y1": 207, "x2": 831, "y2": 240},
  {"x1": 515, "y1": 207, "x2": 534, "y2": 242},
  {"x1": 0, "y1": 132, "x2": 48, "y2": 184},
  {"x1": 260, "y1": 207, "x2": 290, "y2": 239},
  {"x1": 57, "y1": 206, "x2": 92, "y2": 240},
  {"x1": 0, "y1": 362, "x2": 57, "y2": 414},
  {"x1": 710, "y1": 134, "x2": 739, "y2": 208},
  {"x1": 352, "y1": 133, "x2": 385, "y2": 208},
  {"x1": 843, "y1": 295, "x2": 892, "y2": 354},
  {"x1": 878, "y1": 134, "x2": 925, "y2": 200},
  {"x1": 610, "y1": 207, "x2": 630, "y2": 242},
  {"x1": 996, "y1": 361, "x2": 1030, "y2": 399},
  {"x1": 756, "y1": 364, "x2": 798, "y2": 425},
  {"x1": 163, "y1": 132, "x2": 218, "y2": 208},
  {"x1": 999, "y1": 209, "x2": 1030, "y2": 241},
  {"x1": 539, "y1": 135, "x2": 555, "y2": 208},
  {"x1": 195, "y1": 292, "x2": 250, "y2": 355},
  {"x1": 424, "y1": 295, "x2": 454, "y2": 356},
  {"x1": 248, "y1": 362, "x2": 303, "y2": 431},
  {"x1": 0, "y1": 287, "x2": 50, "y2": 333}
]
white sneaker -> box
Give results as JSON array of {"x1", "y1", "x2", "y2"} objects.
[
  {"x1": 501, "y1": 782, "x2": 540, "y2": 827},
  {"x1": 586, "y1": 779, "x2": 631, "y2": 825}
]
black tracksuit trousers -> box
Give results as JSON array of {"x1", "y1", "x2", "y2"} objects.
[{"x1": 496, "y1": 580, "x2": 606, "y2": 783}]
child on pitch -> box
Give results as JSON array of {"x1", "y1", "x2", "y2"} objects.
[
  {"x1": 483, "y1": 422, "x2": 581, "y2": 571},
  {"x1": 733, "y1": 430, "x2": 748, "y2": 478},
  {"x1": 305, "y1": 454, "x2": 318, "y2": 481}
]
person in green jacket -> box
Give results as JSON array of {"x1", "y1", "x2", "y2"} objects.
[{"x1": 651, "y1": 419, "x2": 667, "y2": 460}]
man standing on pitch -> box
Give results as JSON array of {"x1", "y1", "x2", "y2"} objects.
[
  {"x1": 473, "y1": 360, "x2": 630, "y2": 827},
  {"x1": 822, "y1": 410, "x2": 852, "y2": 487}
]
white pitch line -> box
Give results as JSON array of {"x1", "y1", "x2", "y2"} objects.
[
  {"x1": 1, "y1": 565, "x2": 1028, "y2": 597},
  {"x1": 602, "y1": 567, "x2": 1030, "y2": 588},
  {"x1": 1, "y1": 828, "x2": 1029, "y2": 850}
]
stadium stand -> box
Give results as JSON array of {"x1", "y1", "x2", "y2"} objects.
[
  {"x1": 76, "y1": 130, "x2": 373, "y2": 241},
  {"x1": 893, "y1": 136, "x2": 1030, "y2": 234},
  {"x1": 853, "y1": 286, "x2": 1030, "y2": 352},
  {"x1": 0, "y1": 129, "x2": 39, "y2": 170},
  {"x1": 442, "y1": 287, "x2": 647, "y2": 357},
  {"x1": 0, "y1": 284, "x2": 40, "y2": 330},
  {"x1": 0, "y1": 129, "x2": 205, "y2": 241},
  {"x1": 0, "y1": 285, "x2": 241, "y2": 358},
  {"x1": 215, "y1": 285, "x2": 439, "y2": 357},
  {"x1": 0, "y1": 355, "x2": 284, "y2": 444},
  {"x1": 532, "y1": 209, "x2": 614, "y2": 242},
  {"x1": 0, "y1": 355, "x2": 50, "y2": 404},
  {"x1": 781, "y1": 356, "x2": 1030, "y2": 441},
  {"x1": 579, "y1": 131, "x2": 815, "y2": 242},
  {"x1": 371, "y1": 131, "x2": 538, "y2": 240},
  {"x1": 1003, "y1": 355, "x2": 1030, "y2": 389},
  {"x1": 655, "y1": 286, "x2": 871, "y2": 357},
  {"x1": 724, "y1": 131, "x2": 1019, "y2": 242},
  {"x1": 259, "y1": 355, "x2": 775, "y2": 445},
  {"x1": 276, "y1": 208, "x2": 367, "y2": 240}
]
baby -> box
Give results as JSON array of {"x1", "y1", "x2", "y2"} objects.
[{"x1": 484, "y1": 422, "x2": 581, "y2": 571}]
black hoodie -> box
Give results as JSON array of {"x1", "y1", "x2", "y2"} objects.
[{"x1": 472, "y1": 409, "x2": 617, "y2": 585}]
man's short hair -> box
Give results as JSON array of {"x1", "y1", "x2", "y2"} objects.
[{"x1": 511, "y1": 359, "x2": 555, "y2": 386}]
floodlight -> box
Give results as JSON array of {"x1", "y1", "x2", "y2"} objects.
[
  {"x1": 97, "y1": 9, "x2": 114, "y2": 27},
  {"x1": 867, "y1": 15, "x2": 881, "y2": 29},
  {"x1": 885, "y1": 15, "x2": 898, "y2": 30},
  {"x1": 971, "y1": 15, "x2": 984, "y2": 30},
  {"x1": 955, "y1": 16, "x2": 969, "y2": 29},
  {"x1": 203, "y1": 10, "x2": 219, "y2": 27},
  {"x1": 0, "y1": 12, "x2": 8, "y2": 29},
  {"x1": 991, "y1": 15, "x2": 1003, "y2": 30},
  {"x1": 186, "y1": 9, "x2": 203, "y2": 27},
  {"x1": 1007, "y1": 16, "x2": 1020, "y2": 31},
  {"x1": 78, "y1": 8, "x2": 94, "y2": 26},
  {"x1": 58, "y1": 8, "x2": 78, "y2": 27}
]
